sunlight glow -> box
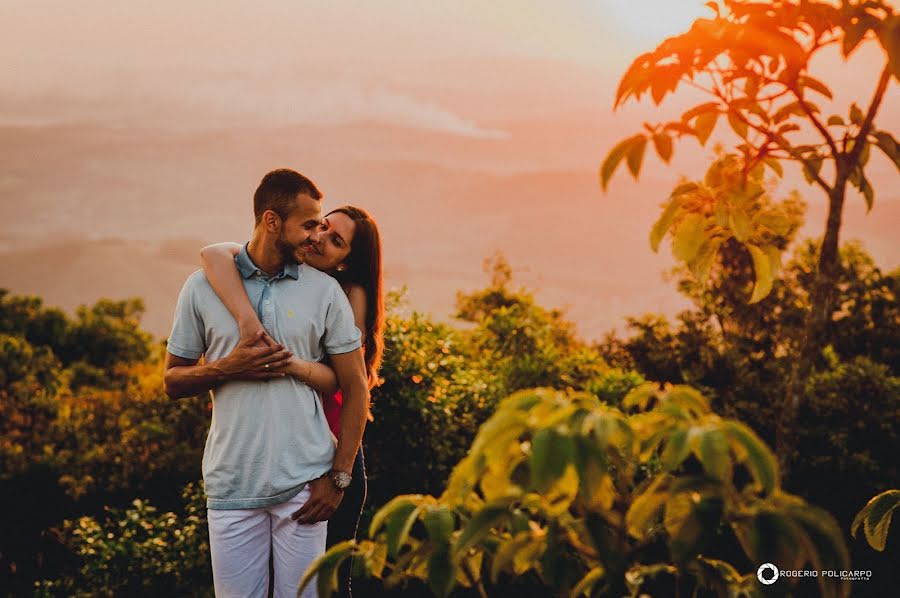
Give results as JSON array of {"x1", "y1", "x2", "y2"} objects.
[{"x1": 598, "y1": 0, "x2": 710, "y2": 49}]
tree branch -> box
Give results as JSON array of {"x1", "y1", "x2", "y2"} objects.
[
  {"x1": 789, "y1": 85, "x2": 840, "y2": 160},
  {"x1": 847, "y1": 64, "x2": 891, "y2": 168},
  {"x1": 729, "y1": 104, "x2": 833, "y2": 194}
]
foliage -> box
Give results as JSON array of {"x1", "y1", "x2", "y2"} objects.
[
  {"x1": 852, "y1": 490, "x2": 900, "y2": 552},
  {"x1": 366, "y1": 306, "x2": 503, "y2": 505},
  {"x1": 367, "y1": 264, "x2": 642, "y2": 507},
  {"x1": 35, "y1": 483, "x2": 212, "y2": 597},
  {"x1": 598, "y1": 0, "x2": 899, "y2": 472},
  {"x1": 793, "y1": 355, "x2": 900, "y2": 523},
  {"x1": 649, "y1": 154, "x2": 805, "y2": 303},
  {"x1": 303, "y1": 386, "x2": 850, "y2": 598},
  {"x1": 0, "y1": 290, "x2": 153, "y2": 389},
  {"x1": 603, "y1": 0, "x2": 898, "y2": 206}
]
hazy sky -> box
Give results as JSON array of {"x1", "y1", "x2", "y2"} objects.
[{"x1": 0, "y1": 1, "x2": 896, "y2": 337}]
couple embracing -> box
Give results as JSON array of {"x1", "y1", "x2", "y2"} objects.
[{"x1": 164, "y1": 169, "x2": 384, "y2": 597}]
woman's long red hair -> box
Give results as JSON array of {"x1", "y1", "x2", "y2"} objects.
[{"x1": 328, "y1": 206, "x2": 384, "y2": 389}]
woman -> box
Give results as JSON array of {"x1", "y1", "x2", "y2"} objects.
[{"x1": 200, "y1": 206, "x2": 384, "y2": 596}]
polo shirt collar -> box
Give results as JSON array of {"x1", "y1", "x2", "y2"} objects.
[{"x1": 236, "y1": 243, "x2": 300, "y2": 280}]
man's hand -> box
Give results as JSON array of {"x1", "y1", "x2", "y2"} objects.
[
  {"x1": 213, "y1": 330, "x2": 293, "y2": 381},
  {"x1": 290, "y1": 476, "x2": 343, "y2": 524}
]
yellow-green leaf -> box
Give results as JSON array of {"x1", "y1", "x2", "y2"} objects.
[
  {"x1": 626, "y1": 476, "x2": 671, "y2": 540},
  {"x1": 672, "y1": 214, "x2": 708, "y2": 264},
  {"x1": 723, "y1": 421, "x2": 779, "y2": 494},
  {"x1": 747, "y1": 244, "x2": 774, "y2": 303},
  {"x1": 650, "y1": 198, "x2": 682, "y2": 252},
  {"x1": 728, "y1": 206, "x2": 753, "y2": 242},
  {"x1": 696, "y1": 428, "x2": 732, "y2": 482},
  {"x1": 763, "y1": 158, "x2": 784, "y2": 177},
  {"x1": 852, "y1": 489, "x2": 900, "y2": 552},
  {"x1": 570, "y1": 566, "x2": 605, "y2": 597}
]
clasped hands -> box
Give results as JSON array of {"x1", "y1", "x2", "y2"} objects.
[{"x1": 214, "y1": 327, "x2": 296, "y2": 381}]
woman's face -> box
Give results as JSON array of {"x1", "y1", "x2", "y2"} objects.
[{"x1": 302, "y1": 211, "x2": 356, "y2": 274}]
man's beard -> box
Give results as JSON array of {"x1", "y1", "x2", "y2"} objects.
[{"x1": 275, "y1": 234, "x2": 302, "y2": 265}]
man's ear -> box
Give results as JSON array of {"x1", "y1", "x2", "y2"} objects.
[{"x1": 263, "y1": 210, "x2": 281, "y2": 233}]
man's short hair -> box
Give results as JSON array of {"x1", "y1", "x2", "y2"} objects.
[{"x1": 253, "y1": 169, "x2": 322, "y2": 224}]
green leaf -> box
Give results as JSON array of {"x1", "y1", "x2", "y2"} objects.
[
  {"x1": 694, "y1": 112, "x2": 719, "y2": 146},
  {"x1": 850, "y1": 103, "x2": 864, "y2": 126},
  {"x1": 728, "y1": 206, "x2": 753, "y2": 242},
  {"x1": 600, "y1": 135, "x2": 643, "y2": 191},
  {"x1": 424, "y1": 507, "x2": 456, "y2": 543},
  {"x1": 860, "y1": 175, "x2": 874, "y2": 212},
  {"x1": 370, "y1": 495, "x2": 418, "y2": 537},
  {"x1": 747, "y1": 244, "x2": 774, "y2": 303},
  {"x1": 688, "y1": 238, "x2": 722, "y2": 283},
  {"x1": 653, "y1": 133, "x2": 674, "y2": 163},
  {"x1": 650, "y1": 198, "x2": 682, "y2": 252},
  {"x1": 570, "y1": 566, "x2": 605, "y2": 597},
  {"x1": 852, "y1": 489, "x2": 900, "y2": 552},
  {"x1": 626, "y1": 477, "x2": 671, "y2": 540},
  {"x1": 427, "y1": 546, "x2": 456, "y2": 597},
  {"x1": 660, "y1": 429, "x2": 691, "y2": 471},
  {"x1": 490, "y1": 530, "x2": 536, "y2": 581},
  {"x1": 802, "y1": 153, "x2": 824, "y2": 184},
  {"x1": 874, "y1": 131, "x2": 900, "y2": 172},
  {"x1": 385, "y1": 501, "x2": 421, "y2": 559},
  {"x1": 622, "y1": 382, "x2": 658, "y2": 410},
  {"x1": 672, "y1": 214, "x2": 708, "y2": 264},
  {"x1": 297, "y1": 541, "x2": 356, "y2": 598},
  {"x1": 627, "y1": 136, "x2": 648, "y2": 179},
  {"x1": 799, "y1": 75, "x2": 833, "y2": 100},
  {"x1": 454, "y1": 504, "x2": 510, "y2": 557},
  {"x1": 723, "y1": 421, "x2": 779, "y2": 494},
  {"x1": 696, "y1": 428, "x2": 731, "y2": 482},
  {"x1": 531, "y1": 429, "x2": 575, "y2": 491}
]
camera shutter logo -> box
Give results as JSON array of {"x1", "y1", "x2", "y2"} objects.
[{"x1": 758, "y1": 563, "x2": 779, "y2": 584}]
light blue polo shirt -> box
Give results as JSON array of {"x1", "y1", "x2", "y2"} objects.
[{"x1": 167, "y1": 245, "x2": 361, "y2": 509}]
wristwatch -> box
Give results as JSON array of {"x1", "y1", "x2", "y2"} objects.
[{"x1": 328, "y1": 469, "x2": 352, "y2": 490}]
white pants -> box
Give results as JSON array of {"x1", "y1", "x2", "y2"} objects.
[{"x1": 207, "y1": 486, "x2": 327, "y2": 598}]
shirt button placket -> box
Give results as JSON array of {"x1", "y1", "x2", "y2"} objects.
[{"x1": 261, "y1": 282, "x2": 274, "y2": 330}]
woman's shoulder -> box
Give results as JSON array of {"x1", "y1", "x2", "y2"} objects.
[{"x1": 341, "y1": 282, "x2": 366, "y2": 301}]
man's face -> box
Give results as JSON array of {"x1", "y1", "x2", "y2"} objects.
[{"x1": 273, "y1": 193, "x2": 322, "y2": 265}]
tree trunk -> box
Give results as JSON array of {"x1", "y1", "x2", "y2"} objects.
[{"x1": 776, "y1": 178, "x2": 847, "y2": 480}]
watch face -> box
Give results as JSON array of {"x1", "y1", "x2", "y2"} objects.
[{"x1": 332, "y1": 471, "x2": 352, "y2": 489}]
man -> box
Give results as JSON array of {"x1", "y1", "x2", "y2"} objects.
[{"x1": 164, "y1": 169, "x2": 370, "y2": 598}]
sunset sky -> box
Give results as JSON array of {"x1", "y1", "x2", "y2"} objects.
[{"x1": 0, "y1": 1, "x2": 897, "y2": 338}]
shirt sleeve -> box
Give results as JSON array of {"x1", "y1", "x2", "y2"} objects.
[
  {"x1": 323, "y1": 281, "x2": 363, "y2": 355},
  {"x1": 166, "y1": 274, "x2": 206, "y2": 360}
]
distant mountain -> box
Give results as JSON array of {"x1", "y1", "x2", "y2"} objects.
[{"x1": 1, "y1": 121, "x2": 896, "y2": 339}]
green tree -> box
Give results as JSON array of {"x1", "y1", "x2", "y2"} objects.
[
  {"x1": 600, "y1": 0, "x2": 899, "y2": 475},
  {"x1": 303, "y1": 386, "x2": 850, "y2": 598}
]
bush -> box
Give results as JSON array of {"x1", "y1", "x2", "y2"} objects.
[{"x1": 36, "y1": 483, "x2": 212, "y2": 597}]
